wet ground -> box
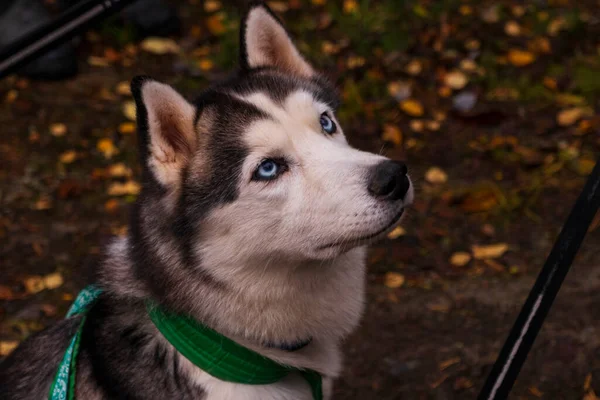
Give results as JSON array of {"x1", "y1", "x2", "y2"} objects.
[{"x1": 1, "y1": 1, "x2": 600, "y2": 398}]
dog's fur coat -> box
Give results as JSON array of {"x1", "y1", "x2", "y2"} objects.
[{"x1": 0, "y1": 3, "x2": 412, "y2": 399}]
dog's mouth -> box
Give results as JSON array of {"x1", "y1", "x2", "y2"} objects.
[{"x1": 317, "y1": 208, "x2": 405, "y2": 250}]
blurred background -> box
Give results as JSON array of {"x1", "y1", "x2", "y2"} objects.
[{"x1": 1, "y1": 0, "x2": 600, "y2": 398}]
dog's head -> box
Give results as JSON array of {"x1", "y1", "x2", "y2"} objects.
[{"x1": 130, "y1": 3, "x2": 413, "y2": 271}]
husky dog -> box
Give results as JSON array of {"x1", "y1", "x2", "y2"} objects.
[{"x1": 0, "y1": 3, "x2": 413, "y2": 399}]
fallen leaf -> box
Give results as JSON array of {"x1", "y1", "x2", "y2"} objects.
[
  {"x1": 528, "y1": 386, "x2": 543, "y2": 397},
  {"x1": 481, "y1": 5, "x2": 500, "y2": 23},
  {"x1": 507, "y1": 49, "x2": 535, "y2": 67},
  {"x1": 438, "y1": 86, "x2": 452, "y2": 98},
  {"x1": 472, "y1": 243, "x2": 509, "y2": 260},
  {"x1": 0, "y1": 341, "x2": 19, "y2": 356},
  {"x1": 400, "y1": 99, "x2": 424, "y2": 117},
  {"x1": 585, "y1": 373, "x2": 593, "y2": 391},
  {"x1": 410, "y1": 120, "x2": 425, "y2": 132},
  {"x1": 385, "y1": 272, "x2": 405, "y2": 289},
  {"x1": 547, "y1": 17, "x2": 565, "y2": 36},
  {"x1": 426, "y1": 120, "x2": 441, "y2": 131},
  {"x1": 116, "y1": 81, "x2": 132, "y2": 96},
  {"x1": 343, "y1": 0, "x2": 358, "y2": 14},
  {"x1": 43, "y1": 272, "x2": 64, "y2": 290},
  {"x1": 23, "y1": 275, "x2": 45, "y2": 294},
  {"x1": 105, "y1": 199, "x2": 120, "y2": 213},
  {"x1": 204, "y1": 0, "x2": 221, "y2": 12},
  {"x1": 108, "y1": 163, "x2": 132, "y2": 178},
  {"x1": 454, "y1": 377, "x2": 474, "y2": 390},
  {"x1": 347, "y1": 56, "x2": 366, "y2": 69},
  {"x1": 0, "y1": 285, "x2": 14, "y2": 300},
  {"x1": 459, "y1": 59, "x2": 477, "y2": 72},
  {"x1": 459, "y1": 5, "x2": 472, "y2": 15},
  {"x1": 444, "y1": 70, "x2": 468, "y2": 90},
  {"x1": 50, "y1": 123, "x2": 67, "y2": 137},
  {"x1": 118, "y1": 122, "x2": 136, "y2": 134},
  {"x1": 87, "y1": 56, "x2": 110, "y2": 67},
  {"x1": 405, "y1": 60, "x2": 422, "y2": 76},
  {"x1": 425, "y1": 167, "x2": 448, "y2": 184},
  {"x1": 206, "y1": 13, "x2": 227, "y2": 36},
  {"x1": 576, "y1": 158, "x2": 596, "y2": 176},
  {"x1": 387, "y1": 81, "x2": 411, "y2": 101},
  {"x1": 197, "y1": 59, "x2": 214, "y2": 71},
  {"x1": 387, "y1": 226, "x2": 406, "y2": 239},
  {"x1": 34, "y1": 196, "x2": 53, "y2": 210},
  {"x1": 557, "y1": 107, "x2": 593, "y2": 127},
  {"x1": 381, "y1": 124, "x2": 402, "y2": 146},
  {"x1": 59, "y1": 150, "x2": 77, "y2": 164},
  {"x1": 450, "y1": 252, "x2": 471, "y2": 267},
  {"x1": 108, "y1": 181, "x2": 141, "y2": 196},
  {"x1": 504, "y1": 20, "x2": 521, "y2": 36},
  {"x1": 140, "y1": 37, "x2": 180, "y2": 55},
  {"x1": 122, "y1": 101, "x2": 137, "y2": 121},
  {"x1": 267, "y1": 1, "x2": 288, "y2": 12},
  {"x1": 97, "y1": 138, "x2": 119, "y2": 159},
  {"x1": 5, "y1": 89, "x2": 18, "y2": 103},
  {"x1": 439, "y1": 357, "x2": 461, "y2": 371}
]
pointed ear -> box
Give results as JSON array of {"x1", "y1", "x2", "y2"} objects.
[
  {"x1": 131, "y1": 76, "x2": 197, "y2": 188},
  {"x1": 240, "y1": 2, "x2": 314, "y2": 77}
]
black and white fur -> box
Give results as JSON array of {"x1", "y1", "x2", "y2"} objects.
[{"x1": 0, "y1": 3, "x2": 413, "y2": 399}]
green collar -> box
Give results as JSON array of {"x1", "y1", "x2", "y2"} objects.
[{"x1": 147, "y1": 303, "x2": 323, "y2": 400}]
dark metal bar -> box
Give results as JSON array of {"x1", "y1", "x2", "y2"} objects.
[
  {"x1": 0, "y1": 0, "x2": 139, "y2": 79},
  {"x1": 478, "y1": 159, "x2": 600, "y2": 399}
]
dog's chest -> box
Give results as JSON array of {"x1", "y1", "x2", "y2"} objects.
[{"x1": 191, "y1": 369, "x2": 329, "y2": 400}]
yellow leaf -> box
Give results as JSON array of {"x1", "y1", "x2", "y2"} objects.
[
  {"x1": 557, "y1": 107, "x2": 593, "y2": 126},
  {"x1": 465, "y1": 39, "x2": 480, "y2": 50},
  {"x1": 119, "y1": 122, "x2": 136, "y2": 134},
  {"x1": 321, "y1": 41, "x2": 340, "y2": 55},
  {"x1": 400, "y1": 99, "x2": 424, "y2": 117},
  {"x1": 59, "y1": 150, "x2": 77, "y2": 164},
  {"x1": 108, "y1": 181, "x2": 141, "y2": 196},
  {"x1": 97, "y1": 138, "x2": 119, "y2": 159},
  {"x1": 0, "y1": 341, "x2": 19, "y2": 357},
  {"x1": 87, "y1": 56, "x2": 110, "y2": 67},
  {"x1": 405, "y1": 59, "x2": 422, "y2": 76},
  {"x1": 387, "y1": 81, "x2": 411, "y2": 101},
  {"x1": 381, "y1": 124, "x2": 402, "y2": 146},
  {"x1": 547, "y1": 18, "x2": 565, "y2": 36},
  {"x1": 140, "y1": 37, "x2": 180, "y2": 55},
  {"x1": 311, "y1": 0, "x2": 326, "y2": 4},
  {"x1": 116, "y1": 81, "x2": 132, "y2": 96},
  {"x1": 197, "y1": 59, "x2": 214, "y2": 71},
  {"x1": 439, "y1": 357, "x2": 461, "y2": 370},
  {"x1": 450, "y1": 252, "x2": 471, "y2": 267},
  {"x1": 471, "y1": 243, "x2": 509, "y2": 260},
  {"x1": 50, "y1": 123, "x2": 67, "y2": 137},
  {"x1": 387, "y1": 226, "x2": 406, "y2": 239},
  {"x1": 267, "y1": 1, "x2": 288, "y2": 12},
  {"x1": 555, "y1": 94, "x2": 586, "y2": 106},
  {"x1": 426, "y1": 120, "x2": 441, "y2": 131},
  {"x1": 425, "y1": 167, "x2": 447, "y2": 184},
  {"x1": 108, "y1": 163, "x2": 132, "y2": 178},
  {"x1": 410, "y1": 120, "x2": 425, "y2": 132},
  {"x1": 438, "y1": 86, "x2": 452, "y2": 98},
  {"x1": 5, "y1": 89, "x2": 18, "y2": 103},
  {"x1": 444, "y1": 70, "x2": 468, "y2": 90},
  {"x1": 504, "y1": 20, "x2": 521, "y2": 36},
  {"x1": 204, "y1": 0, "x2": 221, "y2": 12},
  {"x1": 206, "y1": 13, "x2": 227, "y2": 36},
  {"x1": 543, "y1": 77, "x2": 557, "y2": 90},
  {"x1": 43, "y1": 272, "x2": 64, "y2": 290},
  {"x1": 122, "y1": 101, "x2": 137, "y2": 121},
  {"x1": 34, "y1": 196, "x2": 53, "y2": 210},
  {"x1": 347, "y1": 56, "x2": 366, "y2": 69},
  {"x1": 343, "y1": 0, "x2": 358, "y2": 14},
  {"x1": 507, "y1": 49, "x2": 535, "y2": 67},
  {"x1": 23, "y1": 275, "x2": 45, "y2": 294},
  {"x1": 584, "y1": 373, "x2": 593, "y2": 391},
  {"x1": 528, "y1": 386, "x2": 543, "y2": 397},
  {"x1": 385, "y1": 272, "x2": 405, "y2": 289},
  {"x1": 459, "y1": 5, "x2": 472, "y2": 15},
  {"x1": 459, "y1": 59, "x2": 477, "y2": 72}
]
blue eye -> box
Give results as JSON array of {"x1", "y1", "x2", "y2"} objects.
[
  {"x1": 320, "y1": 113, "x2": 336, "y2": 134},
  {"x1": 253, "y1": 159, "x2": 283, "y2": 181}
]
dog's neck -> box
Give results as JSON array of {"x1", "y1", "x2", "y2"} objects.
[{"x1": 98, "y1": 236, "x2": 367, "y2": 375}]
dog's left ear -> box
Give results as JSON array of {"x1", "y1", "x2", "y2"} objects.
[{"x1": 240, "y1": 2, "x2": 314, "y2": 77}]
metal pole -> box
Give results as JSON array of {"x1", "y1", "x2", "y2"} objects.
[
  {"x1": 0, "y1": 0, "x2": 139, "y2": 79},
  {"x1": 478, "y1": 159, "x2": 600, "y2": 399}
]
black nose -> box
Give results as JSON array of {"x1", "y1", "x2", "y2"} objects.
[{"x1": 368, "y1": 161, "x2": 410, "y2": 201}]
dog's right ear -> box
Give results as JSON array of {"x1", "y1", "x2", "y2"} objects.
[{"x1": 131, "y1": 76, "x2": 197, "y2": 188}]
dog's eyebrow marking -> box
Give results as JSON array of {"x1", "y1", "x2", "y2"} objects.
[{"x1": 234, "y1": 91, "x2": 331, "y2": 135}]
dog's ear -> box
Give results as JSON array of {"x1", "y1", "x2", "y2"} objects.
[
  {"x1": 131, "y1": 76, "x2": 196, "y2": 188},
  {"x1": 239, "y1": 2, "x2": 314, "y2": 77}
]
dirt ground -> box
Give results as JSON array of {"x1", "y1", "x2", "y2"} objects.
[{"x1": 1, "y1": 1, "x2": 600, "y2": 399}]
